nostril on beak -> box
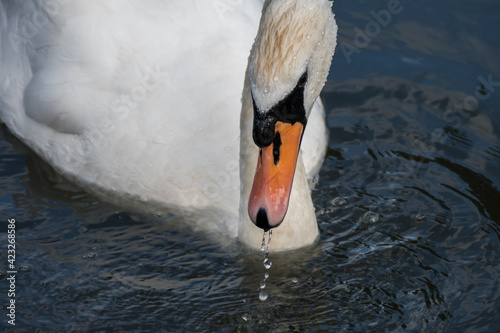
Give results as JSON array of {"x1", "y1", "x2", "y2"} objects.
[{"x1": 255, "y1": 208, "x2": 271, "y2": 231}]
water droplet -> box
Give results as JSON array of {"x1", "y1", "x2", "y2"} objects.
[
  {"x1": 82, "y1": 253, "x2": 97, "y2": 259},
  {"x1": 306, "y1": 35, "x2": 311, "y2": 40},
  {"x1": 264, "y1": 88, "x2": 269, "y2": 93},
  {"x1": 332, "y1": 197, "x2": 347, "y2": 206},
  {"x1": 292, "y1": 277, "x2": 298, "y2": 284},
  {"x1": 414, "y1": 214, "x2": 427, "y2": 223},
  {"x1": 19, "y1": 266, "x2": 31, "y2": 272},
  {"x1": 260, "y1": 279, "x2": 266, "y2": 289},
  {"x1": 258, "y1": 231, "x2": 273, "y2": 299},
  {"x1": 361, "y1": 212, "x2": 380, "y2": 225},
  {"x1": 263, "y1": 255, "x2": 272, "y2": 269},
  {"x1": 259, "y1": 289, "x2": 269, "y2": 301},
  {"x1": 155, "y1": 211, "x2": 163, "y2": 218},
  {"x1": 242, "y1": 313, "x2": 251, "y2": 321},
  {"x1": 389, "y1": 202, "x2": 399, "y2": 210}
]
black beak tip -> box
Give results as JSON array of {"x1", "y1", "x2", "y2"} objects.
[{"x1": 255, "y1": 208, "x2": 271, "y2": 231}]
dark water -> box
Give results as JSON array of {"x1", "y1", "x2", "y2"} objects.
[{"x1": 2, "y1": 0, "x2": 500, "y2": 331}]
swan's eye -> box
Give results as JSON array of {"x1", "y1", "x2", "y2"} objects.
[
  {"x1": 251, "y1": 92, "x2": 277, "y2": 147},
  {"x1": 251, "y1": 70, "x2": 308, "y2": 148}
]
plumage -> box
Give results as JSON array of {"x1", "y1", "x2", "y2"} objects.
[{"x1": 0, "y1": 0, "x2": 336, "y2": 251}]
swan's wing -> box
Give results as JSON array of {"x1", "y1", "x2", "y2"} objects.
[
  {"x1": 0, "y1": 1, "x2": 262, "y2": 223},
  {"x1": 301, "y1": 98, "x2": 328, "y2": 184}
]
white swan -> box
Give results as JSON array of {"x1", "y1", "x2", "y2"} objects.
[{"x1": 0, "y1": 0, "x2": 337, "y2": 251}]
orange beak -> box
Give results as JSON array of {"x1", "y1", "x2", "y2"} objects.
[{"x1": 248, "y1": 121, "x2": 304, "y2": 230}]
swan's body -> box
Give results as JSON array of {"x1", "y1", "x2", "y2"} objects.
[{"x1": 0, "y1": 0, "x2": 336, "y2": 251}]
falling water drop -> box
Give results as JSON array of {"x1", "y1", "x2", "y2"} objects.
[
  {"x1": 332, "y1": 197, "x2": 347, "y2": 207},
  {"x1": 19, "y1": 266, "x2": 31, "y2": 273},
  {"x1": 261, "y1": 231, "x2": 267, "y2": 251},
  {"x1": 263, "y1": 254, "x2": 273, "y2": 269},
  {"x1": 388, "y1": 202, "x2": 399, "y2": 210},
  {"x1": 263, "y1": 230, "x2": 273, "y2": 269},
  {"x1": 259, "y1": 290, "x2": 269, "y2": 301},
  {"x1": 242, "y1": 313, "x2": 251, "y2": 322},
  {"x1": 82, "y1": 253, "x2": 96, "y2": 259},
  {"x1": 258, "y1": 230, "x2": 273, "y2": 301},
  {"x1": 260, "y1": 279, "x2": 266, "y2": 289},
  {"x1": 414, "y1": 213, "x2": 427, "y2": 223},
  {"x1": 361, "y1": 211, "x2": 380, "y2": 225}
]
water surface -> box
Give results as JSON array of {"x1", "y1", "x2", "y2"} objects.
[{"x1": 1, "y1": 0, "x2": 500, "y2": 331}]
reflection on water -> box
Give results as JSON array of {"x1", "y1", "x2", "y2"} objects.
[{"x1": 1, "y1": 0, "x2": 500, "y2": 331}]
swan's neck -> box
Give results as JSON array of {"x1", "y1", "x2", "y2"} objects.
[{"x1": 239, "y1": 72, "x2": 319, "y2": 251}]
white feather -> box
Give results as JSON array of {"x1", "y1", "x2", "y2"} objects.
[{"x1": 0, "y1": 0, "x2": 335, "y2": 251}]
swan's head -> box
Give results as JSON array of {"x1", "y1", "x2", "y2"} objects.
[{"x1": 248, "y1": 0, "x2": 337, "y2": 230}]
